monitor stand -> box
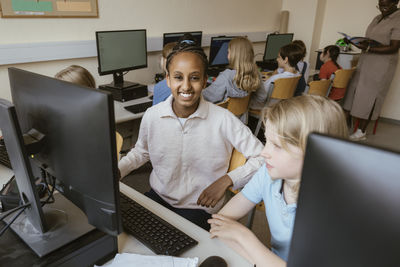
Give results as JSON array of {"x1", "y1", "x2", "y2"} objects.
[
  {"x1": 4, "y1": 192, "x2": 95, "y2": 257},
  {"x1": 106, "y1": 71, "x2": 139, "y2": 90}
]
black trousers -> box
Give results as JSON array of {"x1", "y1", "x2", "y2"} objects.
[{"x1": 144, "y1": 189, "x2": 212, "y2": 231}]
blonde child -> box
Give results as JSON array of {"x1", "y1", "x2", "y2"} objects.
[
  {"x1": 118, "y1": 37, "x2": 264, "y2": 230},
  {"x1": 208, "y1": 95, "x2": 348, "y2": 265},
  {"x1": 202, "y1": 37, "x2": 262, "y2": 104},
  {"x1": 250, "y1": 44, "x2": 303, "y2": 110},
  {"x1": 152, "y1": 42, "x2": 177, "y2": 105},
  {"x1": 55, "y1": 65, "x2": 96, "y2": 88}
]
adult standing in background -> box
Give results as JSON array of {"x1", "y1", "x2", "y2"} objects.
[{"x1": 343, "y1": 0, "x2": 400, "y2": 141}]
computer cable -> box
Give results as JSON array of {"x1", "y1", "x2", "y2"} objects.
[
  {"x1": 0, "y1": 206, "x2": 27, "y2": 236},
  {"x1": 0, "y1": 202, "x2": 30, "y2": 222}
]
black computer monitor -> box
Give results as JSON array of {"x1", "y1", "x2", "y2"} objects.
[
  {"x1": 96, "y1": 29, "x2": 147, "y2": 89},
  {"x1": 163, "y1": 31, "x2": 202, "y2": 47},
  {"x1": 209, "y1": 36, "x2": 235, "y2": 67},
  {"x1": 288, "y1": 133, "x2": 400, "y2": 267},
  {"x1": 0, "y1": 68, "x2": 121, "y2": 257},
  {"x1": 263, "y1": 33, "x2": 294, "y2": 61}
]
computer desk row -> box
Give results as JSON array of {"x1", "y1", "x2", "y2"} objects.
[
  {"x1": 0, "y1": 165, "x2": 252, "y2": 266},
  {"x1": 114, "y1": 95, "x2": 152, "y2": 124}
]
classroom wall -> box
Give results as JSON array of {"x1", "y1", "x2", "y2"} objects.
[
  {"x1": 281, "y1": 0, "x2": 320, "y2": 63},
  {"x1": 0, "y1": 0, "x2": 282, "y2": 101},
  {"x1": 316, "y1": 0, "x2": 400, "y2": 120}
]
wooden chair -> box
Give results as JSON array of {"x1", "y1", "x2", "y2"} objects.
[
  {"x1": 116, "y1": 131, "x2": 123, "y2": 161},
  {"x1": 307, "y1": 79, "x2": 332, "y2": 97},
  {"x1": 249, "y1": 75, "x2": 301, "y2": 136},
  {"x1": 217, "y1": 94, "x2": 252, "y2": 118},
  {"x1": 227, "y1": 149, "x2": 265, "y2": 229},
  {"x1": 332, "y1": 67, "x2": 356, "y2": 90}
]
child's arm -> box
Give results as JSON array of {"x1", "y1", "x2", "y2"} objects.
[
  {"x1": 209, "y1": 213, "x2": 286, "y2": 267},
  {"x1": 202, "y1": 72, "x2": 228, "y2": 103},
  {"x1": 219, "y1": 192, "x2": 255, "y2": 219},
  {"x1": 118, "y1": 111, "x2": 151, "y2": 178}
]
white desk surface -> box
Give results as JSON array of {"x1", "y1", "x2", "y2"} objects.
[
  {"x1": 114, "y1": 96, "x2": 153, "y2": 124},
  {"x1": 0, "y1": 167, "x2": 251, "y2": 266},
  {"x1": 0, "y1": 164, "x2": 13, "y2": 185},
  {"x1": 118, "y1": 182, "x2": 252, "y2": 266}
]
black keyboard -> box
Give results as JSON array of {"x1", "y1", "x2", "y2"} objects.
[
  {"x1": 119, "y1": 192, "x2": 198, "y2": 256},
  {"x1": 124, "y1": 101, "x2": 152, "y2": 114},
  {"x1": 0, "y1": 139, "x2": 12, "y2": 169}
]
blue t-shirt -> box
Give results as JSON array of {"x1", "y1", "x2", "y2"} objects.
[
  {"x1": 241, "y1": 164, "x2": 297, "y2": 261},
  {"x1": 153, "y1": 79, "x2": 171, "y2": 105}
]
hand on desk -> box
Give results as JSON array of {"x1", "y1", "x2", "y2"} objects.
[
  {"x1": 197, "y1": 175, "x2": 233, "y2": 208},
  {"x1": 208, "y1": 214, "x2": 252, "y2": 241}
]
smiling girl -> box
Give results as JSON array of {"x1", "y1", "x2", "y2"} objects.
[
  {"x1": 118, "y1": 36, "x2": 263, "y2": 230},
  {"x1": 208, "y1": 95, "x2": 348, "y2": 266}
]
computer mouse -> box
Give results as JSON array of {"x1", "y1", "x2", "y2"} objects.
[{"x1": 199, "y1": 255, "x2": 228, "y2": 267}]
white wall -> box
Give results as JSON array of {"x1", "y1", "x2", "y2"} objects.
[
  {"x1": 0, "y1": 0, "x2": 282, "y2": 101},
  {"x1": 282, "y1": 0, "x2": 320, "y2": 63}
]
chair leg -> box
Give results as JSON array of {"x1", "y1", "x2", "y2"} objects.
[
  {"x1": 373, "y1": 118, "x2": 379, "y2": 135},
  {"x1": 246, "y1": 207, "x2": 256, "y2": 229},
  {"x1": 254, "y1": 117, "x2": 263, "y2": 136}
]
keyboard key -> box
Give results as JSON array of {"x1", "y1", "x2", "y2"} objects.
[{"x1": 119, "y1": 192, "x2": 198, "y2": 256}]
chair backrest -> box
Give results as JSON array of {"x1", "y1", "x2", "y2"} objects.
[
  {"x1": 228, "y1": 148, "x2": 246, "y2": 194},
  {"x1": 226, "y1": 94, "x2": 251, "y2": 116},
  {"x1": 228, "y1": 148, "x2": 246, "y2": 172},
  {"x1": 217, "y1": 94, "x2": 251, "y2": 117},
  {"x1": 332, "y1": 67, "x2": 356, "y2": 88},
  {"x1": 270, "y1": 75, "x2": 301, "y2": 100},
  {"x1": 307, "y1": 79, "x2": 332, "y2": 97},
  {"x1": 116, "y1": 131, "x2": 123, "y2": 161}
]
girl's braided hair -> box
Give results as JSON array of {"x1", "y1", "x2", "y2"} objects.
[{"x1": 166, "y1": 33, "x2": 208, "y2": 75}]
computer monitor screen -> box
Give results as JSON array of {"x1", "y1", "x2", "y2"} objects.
[
  {"x1": 263, "y1": 33, "x2": 294, "y2": 61},
  {"x1": 96, "y1": 29, "x2": 147, "y2": 88},
  {"x1": 163, "y1": 31, "x2": 202, "y2": 47},
  {"x1": 288, "y1": 133, "x2": 400, "y2": 267},
  {"x1": 209, "y1": 36, "x2": 235, "y2": 67},
  {"x1": 1, "y1": 68, "x2": 121, "y2": 257}
]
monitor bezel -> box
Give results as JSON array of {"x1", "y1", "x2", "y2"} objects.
[
  {"x1": 263, "y1": 33, "x2": 294, "y2": 61},
  {"x1": 208, "y1": 36, "x2": 237, "y2": 67},
  {"x1": 163, "y1": 31, "x2": 203, "y2": 47},
  {"x1": 96, "y1": 29, "x2": 148, "y2": 76}
]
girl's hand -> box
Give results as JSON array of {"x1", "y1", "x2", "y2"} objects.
[
  {"x1": 208, "y1": 214, "x2": 253, "y2": 241},
  {"x1": 197, "y1": 175, "x2": 233, "y2": 208}
]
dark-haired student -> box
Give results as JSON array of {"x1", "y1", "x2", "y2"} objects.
[
  {"x1": 249, "y1": 43, "x2": 303, "y2": 110},
  {"x1": 318, "y1": 45, "x2": 343, "y2": 100},
  {"x1": 118, "y1": 37, "x2": 264, "y2": 231}
]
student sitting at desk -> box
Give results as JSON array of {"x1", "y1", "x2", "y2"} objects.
[
  {"x1": 152, "y1": 42, "x2": 177, "y2": 106},
  {"x1": 118, "y1": 38, "x2": 264, "y2": 231},
  {"x1": 208, "y1": 95, "x2": 348, "y2": 266},
  {"x1": 316, "y1": 45, "x2": 343, "y2": 100},
  {"x1": 292, "y1": 40, "x2": 310, "y2": 96},
  {"x1": 55, "y1": 65, "x2": 96, "y2": 88},
  {"x1": 249, "y1": 44, "x2": 303, "y2": 110},
  {"x1": 202, "y1": 37, "x2": 263, "y2": 105}
]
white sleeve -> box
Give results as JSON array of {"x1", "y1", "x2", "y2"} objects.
[
  {"x1": 118, "y1": 111, "x2": 151, "y2": 178},
  {"x1": 223, "y1": 112, "x2": 264, "y2": 189}
]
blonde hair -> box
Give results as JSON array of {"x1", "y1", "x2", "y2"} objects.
[
  {"x1": 264, "y1": 95, "x2": 348, "y2": 153},
  {"x1": 55, "y1": 65, "x2": 96, "y2": 88},
  {"x1": 228, "y1": 37, "x2": 261, "y2": 92},
  {"x1": 162, "y1": 42, "x2": 177, "y2": 59}
]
